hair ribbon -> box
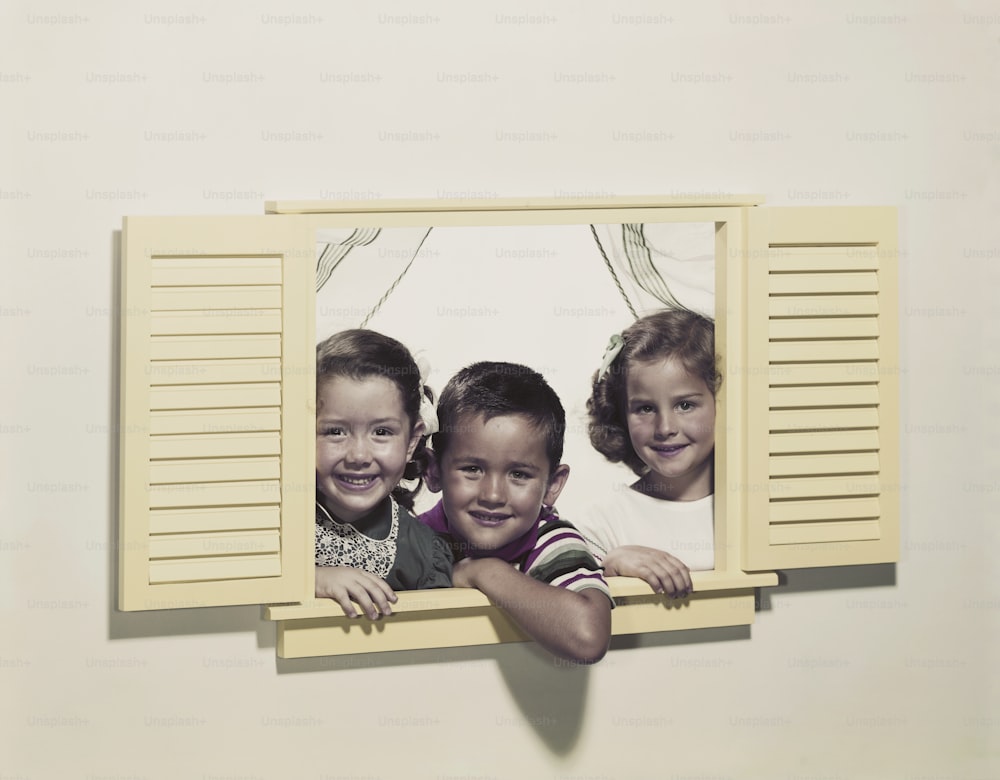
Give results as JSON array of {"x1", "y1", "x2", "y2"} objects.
[
  {"x1": 597, "y1": 333, "x2": 625, "y2": 381},
  {"x1": 414, "y1": 354, "x2": 439, "y2": 435}
]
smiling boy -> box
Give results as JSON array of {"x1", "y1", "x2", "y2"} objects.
[{"x1": 420, "y1": 362, "x2": 612, "y2": 664}]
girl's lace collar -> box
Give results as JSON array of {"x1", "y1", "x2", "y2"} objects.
[{"x1": 315, "y1": 497, "x2": 399, "y2": 577}]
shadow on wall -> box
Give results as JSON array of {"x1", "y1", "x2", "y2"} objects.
[
  {"x1": 775, "y1": 563, "x2": 896, "y2": 593},
  {"x1": 273, "y1": 639, "x2": 595, "y2": 755}
]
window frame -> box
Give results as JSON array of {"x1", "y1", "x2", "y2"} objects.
[{"x1": 265, "y1": 196, "x2": 775, "y2": 657}]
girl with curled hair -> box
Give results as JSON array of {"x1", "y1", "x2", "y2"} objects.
[
  {"x1": 580, "y1": 310, "x2": 720, "y2": 597},
  {"x1": 314, "y1": 329, "x2": 451, "y2": 618}
]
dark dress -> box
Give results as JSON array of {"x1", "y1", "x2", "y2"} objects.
[{"x1": 315, "y1": 495, "x2": 452, "y2": 589}]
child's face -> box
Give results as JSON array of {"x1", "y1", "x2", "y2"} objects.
[
  {"x1": 625, "y1": 357, "x2": 716, "y2": 501},
  {"x1": 316, "y1": 375, "x2": 422, "y2": 523},
  {"x1": 435, "y1": 413, "x2": 568, "y2": 552}
]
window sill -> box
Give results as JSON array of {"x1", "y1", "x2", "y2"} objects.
[{"x1": 266, "y1": 570, "x2": 778, "y2": 659}]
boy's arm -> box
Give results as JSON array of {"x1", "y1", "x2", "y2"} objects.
[{"x1": 452, "y1": 557, "x2": 611, "y2": 664}]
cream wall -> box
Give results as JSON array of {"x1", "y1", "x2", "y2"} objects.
[{"x1": 3, "y1": 2, "x2": 996, "y2": 779}]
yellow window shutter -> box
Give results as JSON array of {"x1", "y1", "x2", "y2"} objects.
[
  {"x1": 118, "y1": 216, "x2": 313, "y2": 610},
  {"x1": 743, "y1": 207, "x2": 900, "y2": 570}
]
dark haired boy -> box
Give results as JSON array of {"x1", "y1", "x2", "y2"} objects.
[{"x1": 420, "y1": 361, "x2": 611, "y2": 664}]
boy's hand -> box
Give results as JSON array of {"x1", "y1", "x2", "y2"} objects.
[
  {"x1": 602, "y1": 545, "x2": 692, "y2": 597},
  {"x1": 451, "y1": 556, "x2": 502, "y2": 589},
  {"x1": 314, "y1": 566, "x2": 397, "y2": 619}
]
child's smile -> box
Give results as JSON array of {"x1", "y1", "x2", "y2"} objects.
[
  {"x1": 468, "y1": 510, "x2": 513, "y2": 526},
  {"x1": 647, "y1": 443, "x2": 695, "y2": 466},
  {"x1": 335, "y1": 473, "x2": 379, "y2": 490}
]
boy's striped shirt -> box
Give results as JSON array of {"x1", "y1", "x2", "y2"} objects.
[
  {"x1": 515, "y1": 516, "x2": 610, "y2": 600},
  {"x1": 419, "y1": 501, "x2": 612, "y2": 603}
]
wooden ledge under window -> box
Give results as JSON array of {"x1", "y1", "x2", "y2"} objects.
[{"x1": 266, "y1": 571, "x2": 779, "y2": 659}]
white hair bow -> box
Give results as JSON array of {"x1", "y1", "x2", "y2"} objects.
[
  {"x1": 414, "y1": 354, "x2": 439, "y2": 435},
  {"x1": 597, "y1": 333, "x2": 625, "y2": 381}
]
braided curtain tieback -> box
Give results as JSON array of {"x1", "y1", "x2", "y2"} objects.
[{"x1": 320, "y1": 222, "x2": 690, "y2": 329}]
